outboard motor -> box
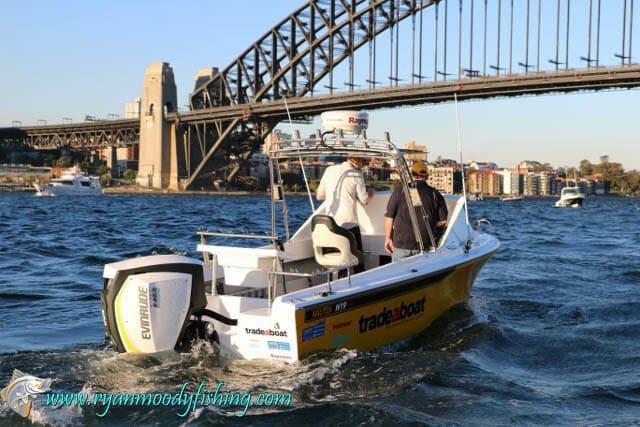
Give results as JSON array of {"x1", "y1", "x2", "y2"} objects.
[{"x1": 100, "y1": 254, "x2": 209, "y2": 354}]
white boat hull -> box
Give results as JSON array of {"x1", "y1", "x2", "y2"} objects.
[
  {"x1": 101, "y1": 195, "x2": 499, "y2": 362},
  {"x1": 34, "y1": 183, "x2": 102, "y2": 196}
]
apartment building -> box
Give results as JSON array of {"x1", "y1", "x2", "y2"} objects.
[
  {"x1": 468, "y1": 170, "x2": 502, "y2": 195},
  {"x1": 427, "y1": 165, "x2": 462, "y2": 194}
]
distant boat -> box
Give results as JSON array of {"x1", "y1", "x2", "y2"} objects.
[
  {"x1": 555, "y1": 185, "x2": 584, "y2": 208},
  {"x1": 500, "y1": 194, "x2": 524, "y2": 202},
  {"x1": 33, "y1": 166, "x2": 102, "y2": 196},
  {"x1": 468, "y1": 192, "x2": 484, "y2": 201}
]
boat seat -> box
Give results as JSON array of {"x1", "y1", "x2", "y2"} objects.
[{"x1": 311, "y1": 215, "x2": 364, "y2": 270}]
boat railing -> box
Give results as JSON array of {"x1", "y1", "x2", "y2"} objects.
[{"x1": 269, "y1": 134, "x2": 403, "y2": 161}]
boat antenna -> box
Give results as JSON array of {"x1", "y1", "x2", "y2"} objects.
[
  {"x1": 282, "y1": 96, "x2": 315, "y2": 214},
  {"x1": 454, "y1": 93, "x2": 471, "y2": 230}
]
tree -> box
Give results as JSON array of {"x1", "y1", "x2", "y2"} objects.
[
  {"x1": 97, "y1": 164, "x2": 110, "y2": 176},
  {"x1": 55, "y1": 156, "x2": 73, "y2": 167},
  {"x1": 235, "y1": 175, "x2": 260, "y2": 191},
  {"x1": 122, "y1": 169, "x2": 137, "y2": 184},
  {"x1": 579, "y1": 159, "x2": 592, "y2": 176},
  {"x1": 99, "y1": 173, "x2": 112, "y2": 187}
]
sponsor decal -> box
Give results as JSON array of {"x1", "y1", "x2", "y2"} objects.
[
  {"x1": 348, "y1": 116, "x2": 368, "y2": 126},
  {"x1": 267, "y1": 341, "x2": 291, "y2": 352},
  {"x1": 358, "y1": 296, "x2": 427, "y2": 334},
  {"x1": 138, "y1": 285, "x2": 151, "y2": 339},
  {"x1": 302, "y1": 321, "x2": 325, "y2": 342},
  {"x1": 332, "y1": 320, "x2": 352, "y2": 331},
  {"x1": 303, "y1": 269, "x2": 451, "y2": 322},
  {"x1": 245, "y1": 327, "x2": 288, "y2": 337}
]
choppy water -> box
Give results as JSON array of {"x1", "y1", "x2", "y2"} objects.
[{"x1": 1, "y1": 193, "x2": 639, "y2": 426}]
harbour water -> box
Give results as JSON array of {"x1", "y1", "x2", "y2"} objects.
[{"x1": 1, "y1": 193, "x2": 639, "y2": 425}]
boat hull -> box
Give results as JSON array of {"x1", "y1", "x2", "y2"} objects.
[
  {"x1": 294, "y1": 254, "x2": 491, "y2": 358},
  {"x1": 33, "y1": 183, "x2": 102, "y2": 196},
  {"x1": 555, "y1": 196, "x2": 584, "y2": 208}
]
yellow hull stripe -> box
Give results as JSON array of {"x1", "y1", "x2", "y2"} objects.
[{"x1": 296, "y1": 254, "x2": 491, "y2": 358}]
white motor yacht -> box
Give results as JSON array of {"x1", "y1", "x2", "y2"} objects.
[
  {"x1": 100, "y1": 111, "x2": 499, "y2": 362},
  {"x1": 555, "y1": 185, "x2": 585, "y2": 208},
  {"x1": 34, "y1": 166, "x2": 102, "y2": 196}
]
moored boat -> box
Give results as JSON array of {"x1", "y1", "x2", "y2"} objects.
[
  {"x1": 33, "y1": 166, "x2": 102, "y2": 196},
  {"x1": 500, "y1": 194, "x2": 524, "y2": 202},
  {"x1": 100, "y1": 111, "x2": 499, "y2": 362}
]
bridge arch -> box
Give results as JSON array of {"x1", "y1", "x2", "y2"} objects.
[{"x1": 190, "y1": 0, "x2": 437, "y2": 109}]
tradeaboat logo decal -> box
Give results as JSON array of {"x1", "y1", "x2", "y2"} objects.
[
  {"x1": 358, "y1": 296, "x2": 426, "y2": 333},
  {"x1": 244, "y1": 327, "x2": 288, "y2": 337}
]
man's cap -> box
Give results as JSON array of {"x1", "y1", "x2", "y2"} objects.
[{"x1": 411, "y1": 161, "x2": 428, "y2": 175}]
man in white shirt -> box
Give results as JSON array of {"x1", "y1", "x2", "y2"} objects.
[{"x1": 316, "y1": 155, "x2": 375, "y2": 273}]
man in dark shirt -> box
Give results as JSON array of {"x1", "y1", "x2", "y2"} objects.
[{"x1": 384, "y1": 161, "x2": 448, "y2": 261}]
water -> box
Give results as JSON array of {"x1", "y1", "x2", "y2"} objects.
[{"x1": 1, "y1": 193, "x2": 639, "y2": 425}]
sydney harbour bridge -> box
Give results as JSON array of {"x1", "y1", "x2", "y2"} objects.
[{"x1": 1, "y1": 0, "x2": 639, "y2": 189}]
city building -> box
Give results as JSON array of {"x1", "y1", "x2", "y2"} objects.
[
  {"x1": 403, "y1": 141, "x2": 428, "y2": 162},
  {"x1": 125, "y1": 98, "x2": 141, "y2": 119},
  {"x1": 468, "y1": 170, "x2": 502, "y2": 195},
  {"x1": 523, "y1": 173, "x2": 540, "y2": 196},
  {"x1": 468, "y1": 161, "x2": 499, "y2": 171},
  {"x1": 427, "y1": 165, "x2": 462, "y2": 194}
]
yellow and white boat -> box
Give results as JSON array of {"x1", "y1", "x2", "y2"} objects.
[{"x1": 100, "y1": 111, "x2": 499, "y2": 362}]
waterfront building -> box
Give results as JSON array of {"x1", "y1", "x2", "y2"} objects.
[
  {"x1": 427, "y1": 165, "x2": 462, "y2": 194},
  {"x1": 537, "y1": 171, "x2": 557, "y2": 196},
  {"x1": 468, "y1": 170, "x2": 502, "y2": 196},
  {"x1": 468, "y1": 161, "x2": 499, "y2": 171},
  {"x1": 523, "y1": 173, "x2": 540, "y2": 196},
  {"x1": 403, "y1": 141, "x2": 428, "y2": 162},
  {"x1": 498, "y1": 169, "x2": 523, "y2": 195}
]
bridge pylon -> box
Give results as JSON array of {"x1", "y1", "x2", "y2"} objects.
[{"x1": 136, "y1": 63, "x2": 178, "y2": 188}]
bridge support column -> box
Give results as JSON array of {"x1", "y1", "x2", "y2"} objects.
[
  {"x1": 109, "y1": 146, "x2": 118, "y2": 178},
  {"x1": 136, "y1": 63, "x2": 177, "y2": 188},
  {"x1": 168, "y1": 122, "x2": 185, "y2": 190}
]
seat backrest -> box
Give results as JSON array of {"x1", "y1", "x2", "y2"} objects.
[{"x1": 311, "y1": 215, "x2": 363, "y2": 269}]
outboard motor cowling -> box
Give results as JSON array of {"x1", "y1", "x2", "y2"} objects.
[{"x1": 101, "y1": 255, "x2": 207, "y2": 354}]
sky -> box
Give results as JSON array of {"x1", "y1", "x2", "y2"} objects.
[{"x1": 1, "y1": 0, "x2": 638, "y2": 171}]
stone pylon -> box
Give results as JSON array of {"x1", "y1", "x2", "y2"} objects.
[{"x1": 136, "y1": 63, "x2": 177, "y2": 188}]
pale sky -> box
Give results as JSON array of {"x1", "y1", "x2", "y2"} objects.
[{"x1": 1, "y1": 1, "x2": 638, "y2": 170}]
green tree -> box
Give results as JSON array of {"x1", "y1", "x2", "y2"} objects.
[
  {"x1": 280, "y1": 168, "x2": 305, "y2": 191},
  {"x1": 579, "y1": 159, "x2": 592, "y2": 176},
  {"x1": 97, "y1": 164, "x2": 110, "y2": 176},
  {"x1": 122, "y1": 169, "x2": 137, "y2": 184},
  {"x1": 99, "y1": 173, "x2": 112, "y2": 187},
  {"x1": 235, "y1": 175, "x2": 260, "y2": 191},
  {"x1": 55, "y1": 156, "x2": 73, "y2": 167}
]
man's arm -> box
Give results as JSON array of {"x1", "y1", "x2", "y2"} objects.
[
  {"x1": 316, "y1": 174, "x2": 326, "y2": 201},
  {"x1": 384, "y1": 217, "x2": 394, "y2": 253},
  {"x1": 435, "y1": 191, "x2": 448, "y2": 227}
]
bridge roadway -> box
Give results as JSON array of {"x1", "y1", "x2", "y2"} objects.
[
  {"x1": 2, "y1": 65, "x2": 640, "y2": 150},
  {"x1": 175, "y1": 65, "x2": 640, "y2": 123}
]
